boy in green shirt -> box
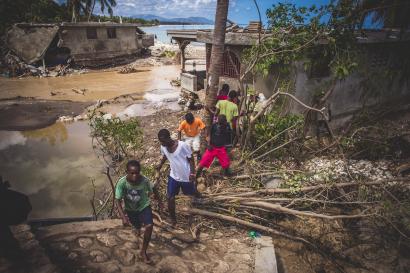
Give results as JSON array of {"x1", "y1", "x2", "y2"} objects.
[{"x1": 115, "y1": 160, "x2": 161, "y2": 264}]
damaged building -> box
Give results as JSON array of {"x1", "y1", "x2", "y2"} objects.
[
  {"x1": 5, "y1": 22, "x2": 154, "y2": 67},
  {"x1": 168, "y1": 23, "x2": 410, "y2": 129}
]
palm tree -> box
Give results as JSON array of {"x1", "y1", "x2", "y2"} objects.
[
  {"x1": 205, "y1": 0, "x2": 229, "y2": 126},
  {"x1": 87, "y1": 0, "x2": 117, "y2": 21},
  {"x1": 67, "y1": 0, "x2": 90, "y2": 22}
]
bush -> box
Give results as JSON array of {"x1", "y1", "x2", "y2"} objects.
[
  {"x1": 89, "y1": 112, "x2": 143, "y2": 164},
  {"x1": 252, "y1": 111, "x2": 304, "y2": 158}
]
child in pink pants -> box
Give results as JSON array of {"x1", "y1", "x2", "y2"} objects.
[{"x1": 196, "y1": 115, "x2": 233, "y2": 177}]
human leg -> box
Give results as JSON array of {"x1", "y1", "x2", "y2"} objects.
[
  {"x1": 166, "y1": 176, "x2": 180, "y2": 226},
  {"x1": 138, "y1": 206, "x2": 154, "y2": 264},
  {"x1": 214, "y1": 147, "x2": 232, "y2": 175},
  {"x1": 192, "y1": 135, "x2": 202, "y2": 160}
]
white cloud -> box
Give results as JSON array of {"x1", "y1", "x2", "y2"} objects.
[
  {"x1": 98, "y1": 0, "x2": 218, "y2": 19},
  {"x1": 0, "y1": 131, "x2": 26, "y2": 150}
]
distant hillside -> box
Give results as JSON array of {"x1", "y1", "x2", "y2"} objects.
[{"x1": 133, "y1": 14, "x2": 213, "y2": 24}]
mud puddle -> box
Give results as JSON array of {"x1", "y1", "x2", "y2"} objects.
[{"x1": 0, "y1": 65, "x2": 180, "y2": 102}]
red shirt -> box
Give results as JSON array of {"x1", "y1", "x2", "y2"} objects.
[{"x1": 217, "y1": 95, "x2": 228, "y2": 101}]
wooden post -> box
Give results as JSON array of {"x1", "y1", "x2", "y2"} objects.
[{"x1": 177, "y1": 40, "x2": 189, "y2": 72}]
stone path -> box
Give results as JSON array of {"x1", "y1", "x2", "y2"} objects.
[
  {"x1": 0, "y1": 225, "x2": 59, "y2": 273},
  {"x1": 25, "y1": 219, "x2": 254, "y2": 273}
]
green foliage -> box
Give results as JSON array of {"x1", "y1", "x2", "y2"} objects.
[
  {"x1": 252, "y1": 111, "x2": 304, "y2": 157},
  {"x1": 160, "y1": 50, "x2": 177, "y2": 58},
  {"x1": 0, "y1": 0, "x2": 70, "y2": 34},
  {"x1": 0, "y1": 0, "x2": 158, "y2": 35},
  {"x1": 89, "y1": 111, "x2": 143, "y2": 162}
]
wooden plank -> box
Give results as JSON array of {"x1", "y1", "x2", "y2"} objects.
[{"x1": 254, "y1": 236, "x2": 278, "y2": 273}]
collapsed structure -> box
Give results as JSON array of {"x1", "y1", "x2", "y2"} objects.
[
  {"x1": 5, "y1": 22, "x2": 154, "y2": 67},
  {"x1": 168, "y1": 22, "x2": 410, "y2": 129}
]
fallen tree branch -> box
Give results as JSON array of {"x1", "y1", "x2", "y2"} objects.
[
  {"x1": 181, "y1": 207, "x2": 314, "y2": 245},
  {"x1": 211, "y1": 177, "x2": 410, "y2": 199},
  {"x1": 240, "y1": 201, "x2": 374, "y2": 220}
]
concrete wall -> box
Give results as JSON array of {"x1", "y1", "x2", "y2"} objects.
[
  {"x1": 58, "y1": 26, "x2": 153, "y2": 65},
  {"x1": 205, "y1": 40, "x2": 409, "y2": 131},
  {"x1": 181, "y1": 73, "x2": 198, "y2": 92}
]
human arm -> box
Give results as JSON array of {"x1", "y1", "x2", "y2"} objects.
[
  {"x1": 178, "y1": 130, "x2": 182, "y2": 141},
  {"x1": 114, "y1": 180, "x2": 130, "y2": 226},
  {"x1": 155, "y1": 154, "x2": 167, "y2": 187},
  {"x1": 205, "y1": 125, "x2": 213, "y2": 150},
  {"x1": 188, "y1": 156, "x2": 196, "y2": 183},
  {"x1": 156, "y1": 155, "x2": 167, "y2": 172},
  {"x1": 149, "y1": 181, "x2": 164, "y2": 212},
  {"x1": 115, "y1": 199, "x2": 130, "y2": 226}
]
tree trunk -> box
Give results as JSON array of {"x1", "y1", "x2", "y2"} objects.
[
  {"x1": 88, "y1": 0, "x2": 96, "y2": 22},
  {"x1": 204, "y1": 0, "x2": 229, "y2": 126}
]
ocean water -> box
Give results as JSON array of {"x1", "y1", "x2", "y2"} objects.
[{"x1": 140, "y1": 24, "x2": 214, "y2": 45}]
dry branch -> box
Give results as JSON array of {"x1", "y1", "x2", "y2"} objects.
[
  {"x1": 181, "y1": 207, "x2": 314, "y2": 246},
  {"x1": 240, "y1": 201, "x2": 374, "y2": 220},
  {"x1": 209, "y1": 177, "x2": 410, "y2": 200}
]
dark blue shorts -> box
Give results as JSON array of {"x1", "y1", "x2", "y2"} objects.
[
  {"x1": 125, "y1": 206, "x2": 153, "y2": 229},
  {"x1": 167, "y1": 176, "x2": 196, "y2": 198}
]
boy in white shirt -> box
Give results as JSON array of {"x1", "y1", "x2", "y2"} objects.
[{"x1": 156, "y1": 129, "x2": 197, "y2": 226}]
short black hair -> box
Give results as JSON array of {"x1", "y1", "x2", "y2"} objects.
[
  {"x1": 158, "y1": 128, "x2": 171, "y2": 139},
  {"x1": 185, "y1": 112, "x2": 194, "y2": 122},
  {"x1": 229, "y1": 90, "x2": 237, "y2": 99},
  {"x1": 220, "y1": 83, "x2": 230, "y2": 94},
  {"x1": 126, "y1": 160, "x2": 140, "y2": 171},
  {"x1": 218, "y1": 114, "x2": 227, "y2": 122}
]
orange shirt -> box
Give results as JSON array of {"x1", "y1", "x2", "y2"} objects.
[{"x1": 178, "y1": 117, "x2": 206, "y2": 137}]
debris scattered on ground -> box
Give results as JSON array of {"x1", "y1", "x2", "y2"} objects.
[
  {"x1": 178, "y1": 89, "x2": 202, "y2": 110},
  {"x1": 71, "y1": 88, "x2": 87, "y2": 95},
  {"x1": 170, "y1": 78, "x2": 181, "y2": 87}
]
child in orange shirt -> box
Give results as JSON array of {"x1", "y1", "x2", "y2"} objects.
[{"x1": 177, "y1": 112, "x2": 206, "y2": 160}]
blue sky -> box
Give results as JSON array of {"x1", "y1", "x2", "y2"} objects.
[{"x1": 94, "y1": 0, "x2": 332, "y2": 24}]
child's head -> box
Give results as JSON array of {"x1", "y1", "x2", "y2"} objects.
[
  {"x1": 126, "y1": 160, "x2": 141, "y2": 183},
  {"x1": 185, "y1": 112, "x2": 195, "y2": 124},
  {"x1": 158, "y1": 129, "x2": 173, "y2": 147},
  {"x1": 218, "y1": 114, "x2": 227, "y2": 126},
  {"x1": 219, "y1": 83, "x2": 230, "y2": 95},
  {"x1": 229, "y1": 90, "x2": 238, "y2": 101}
]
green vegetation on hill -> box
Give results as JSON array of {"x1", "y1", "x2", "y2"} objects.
[{"x1": 0, "y1": 0, "x2": 158, "y2": 35}]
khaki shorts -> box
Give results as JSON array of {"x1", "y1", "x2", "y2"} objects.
[{"x1": 184, "y1": 135, "x2": 201, "y2": 152}]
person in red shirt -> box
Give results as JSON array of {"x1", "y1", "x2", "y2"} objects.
[{"x1": 216, "y1": 83, "x2": 230, "y2": 101}]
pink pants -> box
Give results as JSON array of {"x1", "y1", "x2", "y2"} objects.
[{"x1": 199, "y1": 146, "x2": 230, "y2": 169}]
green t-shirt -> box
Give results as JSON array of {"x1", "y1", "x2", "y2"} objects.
[
  {"x1": 115, "y1": 175, "x2": 153, "y2": 212},
  {"x1": 216, "y1": 100, "x2": 239, "y2": 127}
]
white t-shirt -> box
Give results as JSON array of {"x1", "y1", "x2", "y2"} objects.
[{"x1": 160, "y1": 141, "x2": 192, "y2": 182}]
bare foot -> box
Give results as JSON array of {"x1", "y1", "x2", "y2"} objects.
[{"x1": 139, "y1": 251, "x2": 153, "y2": 265}]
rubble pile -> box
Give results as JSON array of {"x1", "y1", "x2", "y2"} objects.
[
  {"x1": 178, "y1": 89, "x2": 202, "y2": 111},
  {"x1": 0, "y1": 51, "x2": 88, "y2": 78},
  {"x1": 304, "y1": 157, "x2": 394, "y2": 182},
  {"x1": 1, "y1": 52, "x2": 45, "y2": 77}
]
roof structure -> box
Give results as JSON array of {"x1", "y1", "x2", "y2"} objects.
[{"x1": 6, "y1": 25, "x2": 59, "y2": 64}]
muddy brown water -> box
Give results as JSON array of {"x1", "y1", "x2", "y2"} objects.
[
  {"x1": 0, "y1": 65, "x2": 181, "y2": 219},
  {"x1": 0, "y1": 121, "x2": 106, "y2": 219},
  {"x1": 0, "y1": 65, "x2": 180, "y2": 102}
]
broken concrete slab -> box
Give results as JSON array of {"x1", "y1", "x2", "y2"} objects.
[
  {"x1": 6, "y1": 24, "x2": 59, "y2": 64},
  {"x1": 254, "y1": 236, "x2": 278, "y2": 273}
]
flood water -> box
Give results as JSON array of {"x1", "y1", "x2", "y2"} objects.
[
  {"x1": 0, "y1": 121, "x2": 107, "y2": 219},
  {"x1": 0, "y1": 65, "x2": 183, "y2": 219},
  {"x1": 0, "y1": 65, "x2": 180, "y2": 102}
]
